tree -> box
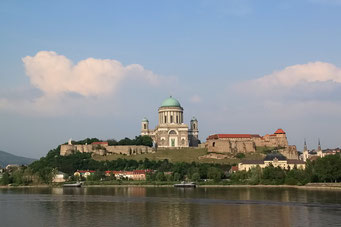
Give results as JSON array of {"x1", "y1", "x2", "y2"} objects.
[
  {"x1": 249, "y1": 166, "x2": 262, "y2": 185},
  {"x1": 191, "y1": 172, "x2": 200, "y2": 182},
  {"x1": 207, "y1": 167, "x2": 222, "y2": 182},
  {"x1": 0, "y1": 172, "x2": 11, "y2": 185},
  {"x1": 155, "y1": 172, "x2": 166, "y2": 181},
  {"x1": 261, "y1": 164, "x2": 285, "y2": 185},
  {"x1": 173, "y1": 172, "x2": 181, "y2": 181}
]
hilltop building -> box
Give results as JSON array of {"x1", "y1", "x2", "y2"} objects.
[
  {"x1": 141, "y1": 96, "x2": 199, "y2": 148},
  {"x1": 206, "y1": 129, "x2": 298, "y2": 159},
  {"x1": 60, "y1": 140, "x2": 153, "y2": 156}
]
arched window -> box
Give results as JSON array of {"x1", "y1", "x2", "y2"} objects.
[
  {"x1": 169, "y1": 130, "x2": 177, "y2": 135},
  {"x1": 212, "y1": 142, "x2": 215, "y2": 147},
  {"x1": 164, "y1": 116, "x2": 167, "y2": 123},
  {"x1": 176, "y1": 116, "x2": 178, "y2": 123},
  {"x1": 144, "y1": 124, "x2": 146, "y2": 129},
  {"x1": 170, "y1": 116, "x2": 173, "y2": 123}
]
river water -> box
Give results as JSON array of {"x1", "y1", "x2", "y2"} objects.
[{"x1": 0, "y1": 186, "x2": 340, "y2": 226}]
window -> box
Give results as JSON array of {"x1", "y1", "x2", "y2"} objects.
[
  {"x1": 144, "y1": 124, "x2": 146, "y2": 130},
  {"x1": 176, "y1": 116, "x2": 178, "y2": 123},
  {"x1": 164, "y1": 116, "x2": 167, "y2": 123},
  {"x1": 170, "y1": 116, "x2": 173, "y2": 123},
  {"x1": 212, "y1": 142, "x2": 215, "y2": 147}
]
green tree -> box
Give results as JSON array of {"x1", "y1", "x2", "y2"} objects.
[
  {"x1": 207, "y1": 167, "x2": 222, "y2": 182},
  {"x1": 191, "y1": 172, "x2": 200, "y2": 182},
  {"x1": 249, "y1": 166, "x2": 262, "y2": 185},
  {"x1": 155, "y1": 172, "x2": 166, "y2": 181},
  {"x1": 0, "y1": 172, "x2": 11, "y2": 185},
  {"x1": 173, "y1": 172, "x2": 181, "y2": 181}
]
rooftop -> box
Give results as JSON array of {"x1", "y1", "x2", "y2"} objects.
[{"x1": 160, "y1": 96, "x2": 181, "y2": 108}]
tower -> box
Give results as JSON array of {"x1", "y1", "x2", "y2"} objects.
[
  {"x1": 141, "y1": 117, "x2": 149, "y2": 136},
  {"x1": 317, "y1": 138, "x2": 323, "y2": 158},
  {"x1": 303, "y1": 139, "x2": 309, "y2": 162},
  {"x1": 189, "y1": 116, "x2": 199, "y2": 147}
]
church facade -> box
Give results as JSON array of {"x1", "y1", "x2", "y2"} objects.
[{"x1": 141, "y1": 96, "x2": 199, "y2": 148}]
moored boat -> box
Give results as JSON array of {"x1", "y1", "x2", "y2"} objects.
[
  {"x1": 63, "y1": 182, "x2": 83, "y2": 187},
  {"x1": 174, "y1": 181, "x2": 196, "y2": 188}
]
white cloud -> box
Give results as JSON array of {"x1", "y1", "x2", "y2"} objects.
[
  {"x1": 236, "y1": 61, "x2": 341, "y2": 97},
  {"x1": 231, "y1": 61, "x2": 341, "y2": 119},
  {"x1": 22, "y1": 51, "x2": 160, "y2": 97},
  {"x1": 0, "y1": 51, "x2": 165, "y2": 116}
]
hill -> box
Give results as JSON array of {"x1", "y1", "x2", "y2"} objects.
[
  {"x1": 0, "y1": 150, "x2": 36, "y2": 167},
  {"x1": 93, "y1": 148, "x2": 264, "y2": 165}
]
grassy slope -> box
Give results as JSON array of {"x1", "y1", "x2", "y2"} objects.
[{"x1": 93, "y1": 148, "x2": 265, "y2": 165}]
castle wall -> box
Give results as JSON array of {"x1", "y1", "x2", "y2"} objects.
[
  {"x1": 60, "y1": 144, "x2": 153, "y2": 156},
  {"x1": 206, "y1": 130, "x2": 298, "y2": 159},
  {"x1": 207, "y1": 139, "x2": 256, "y2": 154}
]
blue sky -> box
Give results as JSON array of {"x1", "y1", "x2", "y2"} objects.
[{"x1": 1, "y1": 0, "x2": 341, "y2": 158}]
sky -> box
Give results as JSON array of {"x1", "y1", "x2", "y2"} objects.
[{"x1": 1, "y1": 0, "x2": 341, "y2": 158}]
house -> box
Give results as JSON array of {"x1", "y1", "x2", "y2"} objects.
[
  {"x1": 74, "y1": 170, "x2": 96, "y2": 178},
  {"x1": 52, "y1": 171, "x2": 67, "y2": 183},
  {"x1": 238, "y1": 153, "x2": 305, "y2": 171},
  {"x1": 105, "y1": 170, "x2": 153, "y2": 180}
]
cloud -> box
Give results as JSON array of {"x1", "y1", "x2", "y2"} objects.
[
  {"x1": 236, "y1": 61, "x2": 341, "y2": 97},
  {"x1": 0, "y1": 51, "x2": 167, "y2": 116},
  {"x1": 231, "y1": 61, "x2": 341, "y2": 119},
  {"x1": 22, "y1": 51, "x2": 160, "y2": 97}
]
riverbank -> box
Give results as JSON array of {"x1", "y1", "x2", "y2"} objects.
[{"x1": 1, "y1": 183, "x2": 341, "y2": 190}]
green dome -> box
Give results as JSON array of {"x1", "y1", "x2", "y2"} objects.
[
  {"x1": 142, "y1": 117, "x2": 149, "y2": 122},
  {"x1": 161, "y1": 96, "x2": 181, "y2": 107}
]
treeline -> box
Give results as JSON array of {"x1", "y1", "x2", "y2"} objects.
[
  {"x1": 71, "y1": 136, "x2": 153, "y2": 147},
  {"x1": 26, "y1": 147, "x2": 230, "y2": 183},
  {"x1": 230, "y1": 153, "x2": 341, "y2": 185},
  {"x1": 2, "y1": 147, "x2": 341, "y2": 186}
]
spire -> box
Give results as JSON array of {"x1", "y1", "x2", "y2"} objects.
[
  {"x1": 304, "y1": 139, "x2": 308, "y2": 152},
  {"x1": 318, "y1": 138, "x2": 322, "y2": 151}
]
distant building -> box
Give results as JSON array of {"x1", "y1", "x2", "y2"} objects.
[
  {"x1": 60, "y1": 142, "x2": 153, "y2": 156},
  {"x1": 301, "y1": 139, "x2": 340, "y2": 161},
  {"x1": 52, "y1": 171, "x2": 67, "y2": 183},
  {"x1": 238, "y1": 153, "x2": 305, "y2": 171},
  {"x1": 141, "y1": 96, "x2": 199, "y2": 148},
  {"x1": 105, "y1": 170, "x2": 153, "y2": 180},
  {"x1": 206, "y1": 129, "x2": 298, "y2": 159},
  {"x1": 74, "y1": 170, "x2": 96, "y2": 178}
]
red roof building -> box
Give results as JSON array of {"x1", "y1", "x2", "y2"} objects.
[{"x1": 274, "y1": 129, "x2": 286, "y2": 134}]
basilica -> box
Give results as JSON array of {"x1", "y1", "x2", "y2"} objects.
[{"x1": 141, "y1": 96, "x2": 199, "y2": 148}]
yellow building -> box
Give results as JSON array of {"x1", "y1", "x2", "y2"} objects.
[{"x1": 238, "y1": 153, "x2": 305, "y2": 171}]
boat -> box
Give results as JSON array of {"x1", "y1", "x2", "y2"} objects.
[
  {"x1": 174, "y1": 181, "x2": 196, "y2": 188},
  {"x1": 63, "y1": 182, "x2": 83, "y2": 187}
]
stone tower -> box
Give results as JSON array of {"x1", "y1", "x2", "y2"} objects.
[
  {"x1": 303, "y1": 139, "x2": 309, "y2": 162},
  {"x1": 141, "y1": 117, "x2": 149, "y2": 136},
  {"x1": 189, "y1": 116, "x2": 199, "y2": 147}
]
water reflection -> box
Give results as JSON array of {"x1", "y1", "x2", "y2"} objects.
[{"x1": 0, "y1": 187, "x2": 340, "y2": 226}]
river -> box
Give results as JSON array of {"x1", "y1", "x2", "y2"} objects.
[{"x1": 0, "y1": 186, "x2": 340, "y2": 226}]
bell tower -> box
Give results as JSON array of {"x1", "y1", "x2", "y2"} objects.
[
  {"x1": 303, "y1": 139, "x2": 309, "y2": 162},
  {"x1": 141, "y1": 117, "x2": 149, "y2": 136},
  {"x1": 189, "y1": 116, "x2": 199, "y2": 147}
]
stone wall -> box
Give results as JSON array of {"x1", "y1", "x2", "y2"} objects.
[
  {"x1": 207, "y1": 138, "x2": 256, "y2": 154},
  {"x1": 60, "y1": 144, "x2": 153, "y2": 156},
  {"x1": 206, "y1": 131, "x2": 299, "y2": 159}
]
